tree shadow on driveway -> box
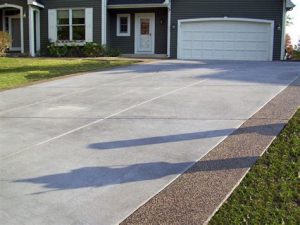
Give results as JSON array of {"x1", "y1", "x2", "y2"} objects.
[
  {"x1": 87, "y1": 123, "x2": 285, "y2": 150},
  {"x1": 14, "y1": 156, "x2": 259, "y2": 194},
  {"x1": 13, "y1": 123, "x2": 284, "y2": 194}
]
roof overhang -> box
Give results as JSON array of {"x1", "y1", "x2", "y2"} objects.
[
  {"x1": 286, "y1": 0, "x2": 296, "y2": 11},
  {"x1": 107, "y1": 0, "x2": 170, "y2": 9},
  {"x1": 27, "y1": 0, "x2": 44, "y2": 8}
]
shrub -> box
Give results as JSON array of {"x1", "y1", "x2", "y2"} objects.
[
  {"x1": 66, "y1": 43, "x2": 83, "y2": 57},
  {"x1": 47, "y1": 42, "x2": 120, "y2": 57},
  {"x1": 83, "y1": 42, "x2": 105, "y2": 57},
  {"x1": 292, "y1": 50, "x2": 300, "y2": 60},
  {"x1": 47, "y1": 42, "x2": 69, "y2": 57},
  {"x1": 0, "y1": 32, "x2": 12, "y2": 56},
  {"x1": 103, "y1": 46, "x2": 121, "y2": 57}
]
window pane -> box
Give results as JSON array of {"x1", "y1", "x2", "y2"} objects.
[
  {"x1": 73, "y1": 26, "x2": 85, "y2": 41},
  {"x1": 119, "y1": 17, "x2": 128, "y2": 33},
  {"x1": 140, "y1": 19, "x2": 150, "y2": 35},
  {"x1": 120, "y1": 24, "x2": 128, "y2": 33},
  {"x1": 57, "y1": 26, "x2": 70, "y2": 40},
  {"x1": 57, "y1": 10, "x2": 69, "y2": 25},
  {"x1": 120, "y1": 17, "x2": 128, "y2": 25},
  {"x1": 72, "y1": 10, "x2": 85, "y2": 25}
]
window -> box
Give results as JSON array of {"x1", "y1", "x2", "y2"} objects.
[
  {"x1": 57, "y1": 10, "x2": 69, "y2": 41},
  {"x1": 72, "y1": 10, "x2": 85, "y2": 41},
  {"x1": 140, "y1": 19, "x2": 150, "y2": 35},
  {"x1": 57, "y1": 9, "x2": 86, "y2": 42},
  {"x1": 117, "y1": 14, "x2": 130, "y2": 36}
]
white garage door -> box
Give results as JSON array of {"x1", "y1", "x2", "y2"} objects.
[{"x1": 178, "y1": 18, "x2": 274, "y2": 61}]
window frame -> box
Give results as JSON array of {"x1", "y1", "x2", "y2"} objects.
[
  {"x1": 117, "y1": 14, "x2": 130, "y2": 37},
  {"x1": 56, "y1": 8, "x2": 86, "y2": 43}
]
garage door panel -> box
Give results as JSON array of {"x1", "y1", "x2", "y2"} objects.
[
  {"x1": 183, "y1": 40, "x2": 268, "y2": 52},
  {"x1": 178, "y1": 19, "x2": 273, "y2": 61},
  {"x1": 182, "y1": 49, "x2": 269, "y2": 61},
  {"x1": 182, "y1": 21, "x2": 268, "y2": 33},
  {"x1": 182, "y1": 31, "x2": 270, "y2": 43}
]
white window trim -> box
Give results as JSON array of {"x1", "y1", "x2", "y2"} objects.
[
  {"x1": 117, "y1": 14, "x2": 131, "y2": 37},
  {"x1": 56, "y1": 8, "x2": 86, "y2": 43}
]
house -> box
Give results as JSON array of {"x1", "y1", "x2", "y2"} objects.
[{"x1": 0, "y1": 0, "x2": 295, "y2": 61}]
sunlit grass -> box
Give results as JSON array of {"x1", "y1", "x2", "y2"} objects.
[
  {"x1": 0, "y1": 57, "x2": 135, "y2": 90},
  {"x1": 210, "y1": 109, "x2": 300, "y2": 225}
]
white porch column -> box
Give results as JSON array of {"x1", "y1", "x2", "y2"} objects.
[
  {"x1": 28, "y1": 5, "x2": 35, "y2": 56},
  {"x1": 20, "y1": 7, "x2": 24, "y2": 53},
  {"x1": 101, "y1": 0, "x2": 107, "y2": 45},
  {"x1": 167, "y1": 2, "x2": 171, "y2": 58},
  {"x1": 35, "y1": 9, "x2": 40, "y2": 52}
]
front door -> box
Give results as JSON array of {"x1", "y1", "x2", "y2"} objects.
[
  {"x1": 10, "y1": 17, "x2": 21, "y2": 50},
  {"x1": 135, "y1": 13, "x2": 155, "y2": 54}
]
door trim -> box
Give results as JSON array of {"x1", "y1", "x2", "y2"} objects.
[
  {"x1": 177, "y1": 17, "x2": 274, "y2": 61},
  {"x1": 134, "y1": 13, "x2": 155, "y2": 54}
]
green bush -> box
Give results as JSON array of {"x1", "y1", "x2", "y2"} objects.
[
  {"x1": 47, "y1": 42, "x2": 120, "y2": 57},
  {"x1": 104, "y1": 46, "x2": 121, "y2": 57},
  {"x1": 83, "y1": 42, "x2": 105, "y2": 57},
  {"x1": 0, "y1": 32, "x2": 12, "y2": 56},
  {"x1": 292, "y1": 50, "x2": 300, "y2": 60},
  {"x1": 47, "y1": 43, "x2": 69, "y2": 57}
]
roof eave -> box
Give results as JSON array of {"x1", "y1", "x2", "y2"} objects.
[
  {"x1": 107, "y1": 3, "x2": 169, "y2": 9},
  {"x1": 27, "y1": 0, "x2": 44, "y2": 8},
  {"x1": 286, "y1": 0, "x2": 296, "y2": 11}
]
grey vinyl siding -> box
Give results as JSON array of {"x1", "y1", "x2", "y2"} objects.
[
  {"x1": 107, "y1": 10, "x2": 134, "y2": 53},
  {"x1": 40, "y1": 0, "x2": 102, "y2": 53},
  {"x1": 107, "y1": 8, "x2": 168, "y2": 54},
  {"x1": 0, "y1": 0, "x2": 29, "y2": 52},
  {"x1": 171, "y1": 0, "x2": 284, "y2": 60},
  {"x1": 0, "y1": 10, "x2": 2, "y2": 30}
]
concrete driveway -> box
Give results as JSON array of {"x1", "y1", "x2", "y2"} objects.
[{"x1": 0, "y1": 60, "x2": 299, "y2": 225}]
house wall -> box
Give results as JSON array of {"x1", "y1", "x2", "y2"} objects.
[
  {"x1": 107, "y1": 8, "x2": 168, "y2": 54},
  {"x1": 40, "y1": 0, "x2": 102, "y2": 53},
  {"x1": 0, "y1": 0, "x2": 29, "y2": 52},
  {"x1": 0, "y1": 10, "x2": 2, "y2": 30},
  {"x1": 171, "y1": 0, "x2": 284, "y2": 60}
]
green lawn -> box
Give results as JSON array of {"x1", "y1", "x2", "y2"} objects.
[
  {"x1": 210, "y1": 109, "x2": 300, "y2": 225},
  {"x1": 0, "y1": 57, "x2": 136, "y2": 90}
]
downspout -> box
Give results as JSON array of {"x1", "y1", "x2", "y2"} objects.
[{"x1": 165, "y1": 0, "x2": 171, "y2": 57}]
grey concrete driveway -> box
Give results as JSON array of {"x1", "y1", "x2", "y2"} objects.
[{"x1": 0, "y1": 60, "x2": 299, "y2": 225}]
